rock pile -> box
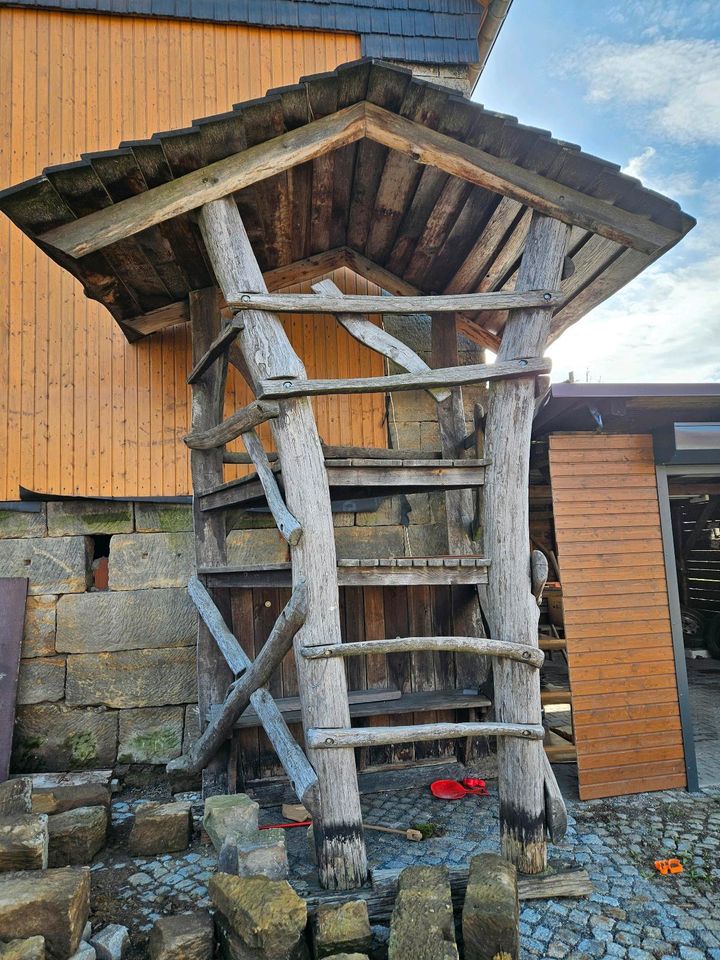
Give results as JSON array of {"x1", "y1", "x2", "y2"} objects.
[{"x1": 204, "y1": 794, "x2": 288, "y2": 880}]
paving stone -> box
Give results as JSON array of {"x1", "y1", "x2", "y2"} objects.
[
  {"x1": 0, "y1": 937, "x2": 46, "y2": 959},
  {"x1": 0, "y1": 536, "x2": 92, "y2": 594},
  {"x1": 0, "y1": 815, "x2": 49, "y2": 871},
  {"x1": 48, "y1": 805, "x2": 107, "y2": 867},
  {"x1": 117, "y1": 707, "x2": 184, "y2": 763},
  {"x1": 21, "y1": 596, "x2": 57, "y2": 658},
  {"x1": 89, "y1": 925, "x2": 129, "y2": 960},
  {"x1": 47, "y1": 501, "x2": 133, "y2": 537},
  {"x1": 65, "y1": 647, "x2": 196, "y2": 708},
  {"x1": 209, "y1": 874, "x2": 307, "y2": 959},
  {"x1": 312, "y1": 901, "x2": 371, "y2": 959},
  {"x1": 203, "y1": 794, "x2": 259, "y2": 851},
  {"x1": 129, "y1": 803, "x2": 192, "y2": 856},
  {"x1": 56, "y1": 588, "x2": 196, "y2": 654},
  {"x1": 69, "y1": 944, "x2": 96, "y2": 960},
  {"x1": 147, "y1": 911, "x2": 214, "y2": 960},
  {"x1": 0, "y1": 866, "x2": 90, "y2": 960},
  {"x1": 16, "y1": 657, "x2": 65, "y2": 705},
  {"x1": 12, "y1": 704, "x2": 118, "y2": 773},
  {"x1": 0, "y1": 778, "x2": 32, "y2": 817}
]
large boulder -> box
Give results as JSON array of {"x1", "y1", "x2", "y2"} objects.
[
  {"x1": 388, "y1": 866, "x2": 458, "y2": 960},
  {"x1": 148, "y1": 912, "x2": 214, "y2": 960},
  {"x1": 312, "y1": 902, "x2": 372, "y2": 959},
  {"x1": 462, "y1": 854, "x2": 519, "y2": 960},
  {"x1": 48, "y1": 806, "x2": 107, "y2": 867},
  {"x1": 209, "y1": 874, "x2": 307, "y2": 960},
  {"x1": 0, "y1": 816, "x2": 48, "y2": 872},
  {"x1": 128, "y1": 802, "x2": 192, "y2": 856},
  {"x1": 0, "y1": 867, "x2": 90, "y2": 960}
]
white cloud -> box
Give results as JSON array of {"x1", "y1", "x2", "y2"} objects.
[{"x1": 572, "y1": 39, "x2": 720, "y2": 145}]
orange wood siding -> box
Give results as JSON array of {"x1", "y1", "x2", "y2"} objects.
[
  {"x1": 549, "y1": 433, "x2": 686, "y2": 800},
  {"x1": 0, "y1": 8, "x2": 375, "y2": 499}
]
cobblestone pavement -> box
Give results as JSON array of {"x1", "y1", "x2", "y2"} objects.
[{"x1": 93, "y1": 777, "x2": 720, "y2": 959}]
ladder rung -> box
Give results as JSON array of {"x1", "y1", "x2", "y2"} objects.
[
  {"x1": 541, "y1": 689, "x2": 572, "y2": 705},
  {"x1": 306, "y1": 722, "x2": 544, "y2": 750},
  {"x1": 539, "y1": 636, "x2": 566, "y2": 651},
  {"x1": 301, "y1": 636, "x2": 544, "y2": 668}
]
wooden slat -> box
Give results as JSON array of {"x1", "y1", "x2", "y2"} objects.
[{"x1": 230, "y1": 290, "x2": 561, "y2": 315}]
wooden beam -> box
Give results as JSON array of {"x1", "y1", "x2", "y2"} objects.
[
  {"x1": 306, "y1": 722, "x2": 545, "y2": 750},
  {"x1": 300, "y1": 636, "x2": 544, "y2": 668},
  {"x1": 263, "y1": 247, "x2": 350, "y2": 290},
  {"x1": 40, "y1": 102, "x2": 367, "y2": 258},
  {"x1": 240, "y1": 429, "x2": 302, "y2": 546},
  {"x1": 257, "y1": 356, "x2": 551, "y2": 400},
  {"x1": 312, "y1": 278, "x2": 450, "y2": 402},
  {"x1": 230, "y1": 290, "x2": 561, "y2": 315},
  {"x1": 364, "y1": 103, "x2": 678, "y2": 255},
  {"x1": 183, "y1": 398, "x2": 280, "y2": 450},
  {"x1": 187, "y1": 315, "x2": 244, "y2": 384},
  {"x1": 187, "y1": 575, "x2": 247, "y2": 676}
]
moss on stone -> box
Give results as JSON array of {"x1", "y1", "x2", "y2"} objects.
[
  {"x1": 65, "y1": 731, "x2": 97, "y2": 767},
  {"x1": 118, "y1": 726, "x2": 181, "y2": 764}
]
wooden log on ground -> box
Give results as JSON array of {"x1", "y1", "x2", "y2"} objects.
[
  {"x1": 167, "y1": 582, "x2": 307, "y2": 778},
  {"x1": 306, "y1": 721, "x2": 544, "y2": 750},
  {"x1": 483, "y1": 213, "x2": 570, "y2": 874},
  {"x1": 312, "y1": 278, "x2": 450, "y2": 402},
  {"x1": 240, "y1": 429, "x2": 302, "y2": 546},
  {"x1": 462, "y1": 853, "x2": 519, "y2": 960},
  {"x1": 199, "y1": 196, "x2": 368, "y2": 890},
  {"x1": 183, "y1": 399, "x2": 280, "y2": 450},
  {"x1": 300, "y1": 636, "x2": 544, "y2": 668},
  {"x1": 257, "y1": 357, "x2": 551, "y2": 400},
  {"x1": 188, "y1": 575, "x2": 247, "y2": 676},
  {"x1": 231, "y1": 289, "x2": 561, "y2": 315}
]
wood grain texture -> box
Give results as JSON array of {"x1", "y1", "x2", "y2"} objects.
[
  {"x1": 231, "y1": 290, "x2": 561, "y2": 315},
  {"x1": 549, "y1": 432, "x2": 686, "y2": 800},
  {"x1": 300, "y1": 636, "x2": 544, "y2": 667},
  {"x1": 307, "y1": 721, "x2": 545, "y2": 749}
]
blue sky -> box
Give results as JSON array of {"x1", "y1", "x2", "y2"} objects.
[{"x1": 476, "y1": 0, "x2": 720, "y2": 383}]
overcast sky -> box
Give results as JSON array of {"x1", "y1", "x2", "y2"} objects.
[{"x1": 476, "y1": 0, "x2": 719, "y2": 384}]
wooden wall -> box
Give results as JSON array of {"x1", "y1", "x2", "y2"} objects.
[
  {"x1": 0, "y1": 8, "x2": 379, "y2": 500},
  {"x1": 549, "y1": 433, "x2": 686, "y2": 800}
]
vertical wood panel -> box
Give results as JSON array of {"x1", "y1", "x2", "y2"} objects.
[
  {"x1": 0, "y1": 8, "x2": 367, "y2": 498},
  {"x1": 549, "y1": 433, "x2": 686, "y2": 800}
]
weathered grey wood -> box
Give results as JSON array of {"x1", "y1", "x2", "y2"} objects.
[
  {"x1": 167, "y1": 582, "x2": 307, "y2": 778},
  {"x1": 188, "y1": 288, "x2": 231, "y2": 797},
  {"x1": 188, "y1": 575, "x2": 247, "y2": 676},
  {"x1": 258, "y1": 357, "x2": 550, "y2": 400},
  {"x1": 240, "y1": 429, "x2": 302, "y2": 546},
  {"x1": 483, "y1": 213, "x2": 570, "y2": 874},
  {"x1": 199, "y1": 197, "x2": 367, "y2": 890},
  {"x1": 232, "y1": 289, "x2": 560, "y2": 315},
  {"x1": 223, "y1": 443, "x2": 446, "y2": 464},
  {"x1": 542, "y1": 751, "x2": 568, "y2": 843},
  {"x1": 300, "y1": 636, "x2": 544, "y2": 668},
  {"x1": 312, "y1": 278, "x2": 450, "y2": 402},
  {"x1": 183, "y1": 399, "x2": 280, "y2": 450},
  {"x1": 462, "y1": 853, "x2": 519, "y2": 960},
  {"x1": 531, "y1": 549, "x2": 549, "y2": 604},
  {"x1": 41, "y1": 102, "x2": 367, "y2": 257},
  {"x1": 364, "y1": 103, "x2": 677, "y2": 255},
  {"x1": 187, "y1": 316, "x2": 244, "y2": 384},
  {"x1": 306, "y1": 722, "x2": 544, "y2": 750}
]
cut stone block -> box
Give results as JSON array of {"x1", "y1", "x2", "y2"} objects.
[
  {"x1": 0, "y1": 508, "x2": 46, "y2": 539},
  {"x1": 0, "y1": 537, "x2": 91, "y2": 595},
  {"x1": 69, "y1": 944, "x2": 95, "y2": 960},
  {"x1": 56, "y1": 589, "x2": 196, "y2": 654},
  {"x1": 182, "y1": 705, "x2": 200, "y2": 755},
  {"x1": 225, "y1": 509, "x2": 276, "y2": 532},
  {"x1": 209, "y1": 874, "x2": 307, "y2": 959},
  {"x1": 128, "y1": 802, "x2": 192, "y2": 856},
  {"x1": 117, "y1": 707, "x2": 184, "y2": 764},
  {"x1": 89, "y1": 925, "x2": 129, "y2": 960},
  {"x1": 388, "y1": 866, "x2": 458, "y2": 960},
  {"x1": 0, "y1": 866, "x2": 90, "y2": 960},
  {"x1": 0, "y1": 778, "x2": 32, "y2": 817},
  {"x1": 214, "y1": 913, "x2": 309, "y2": 960},
  {"x1": 32, "y1": 784, "x2": 111, "y2": 816},
  {"x1": 334, "y1": 526, "x2": 405, "y2": 560},
  {"x1": 0, "y1": 815, "x2": 49, "y2": 872},
  {"x1": 134, "y1": 503, "x2": 193, "y2": 533},
  {"x1": 48, "y1": 806, "x2": 107, "y2": 867},
  {"x1": 21, "y1": 596, "x2": 57, "y2": 659},
  {"x1": 65, "y1": 647, "x2": 196, "y2": 708},
  {"x1": 47, "y1": 502, "x2": 133, "y2": 537},
  {"x1": 322, "y1": 955, "x2": 368, "y2": 960},
  {"x1": 108, "y1": 533, "x2": 193, "y2": 590},
  {"x1": 203, "y1": 794, "x2": 258, "y2": 851},
  {"x1": 227, "y1": 529, "x2": 289, "y2": 566},
  {"x1": 218, "y1": 829, "x2": 288, "y2": 881},
  {"x1": 148, "y1": 912, "x2": 214, "y2": 960},
  {"x1": 12, "y1": 706, "x2": 118, "y2": 773},
  {"x1": 16, "y1": 658, "x2": 65, "y2": 705},
  {"x1": 0, "y1": 936, "x2": 46, "y2": 959},
  {"x1": 462, "y1": 853, "x2": 519, "y2": 960},
  {"x1": 312, "y1": 901, "x2": 372, "y2": 959}
]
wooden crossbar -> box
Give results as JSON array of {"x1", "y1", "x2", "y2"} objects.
[
  {"x1": 300, "y1": 637, "x2": 544, "y2": 668},
  {"x1": 258, "y1": 357, "x2": 550, "y2": 400},
  {"x1": 306, "y1": 722, "x2": 545, "y2": 749},
  {"x1": 230, "y1": 290, "x2": 560, "y2": 315}
]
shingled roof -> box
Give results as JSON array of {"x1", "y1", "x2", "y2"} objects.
[{"x1": 0, "y1": 59, "x2": 694, "y2": 349}]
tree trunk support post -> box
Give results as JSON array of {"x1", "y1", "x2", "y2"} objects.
[
  {"x1": 189, "y1": 288, "x2": 233, "y2": 798},
  {"x1": 483, "y1": 212, "x2": 570, "y2": 874},
  {"x1": 198, "y1": 196, "x2": 368, "y2": 891}
]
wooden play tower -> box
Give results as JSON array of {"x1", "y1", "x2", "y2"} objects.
[{"x1": 0, "y1": 60, "x2": 692, "y2": 889}]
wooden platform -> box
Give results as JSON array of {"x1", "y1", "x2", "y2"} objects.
[
  {"x1": 199, "y1": 556, "x2": 491, "y2": 588},
  {"x1": 209, "y1": 688, "x2": 493, "y2": 729},
  {"x1": 199, "y1": 458, "x2": 487, "y2": 512}
]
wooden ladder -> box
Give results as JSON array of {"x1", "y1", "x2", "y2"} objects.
[{"x1": 169, "y1": 196, "x2": 570, "y2": 889}]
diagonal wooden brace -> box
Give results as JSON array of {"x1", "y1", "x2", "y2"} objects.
[{"x1": 240, "y1": 429, "x2": 302, "y2": 546}]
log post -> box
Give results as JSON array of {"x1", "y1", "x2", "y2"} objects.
[
  {"x1": 483, "y1": 213, "x2": 569, "y2": 873},
  {"x1": 189, "y1": 288, "x2": 232, "y2": 797},
  {"x1": 198, "y1": 196, "x2": 368, "y2": 890}
]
